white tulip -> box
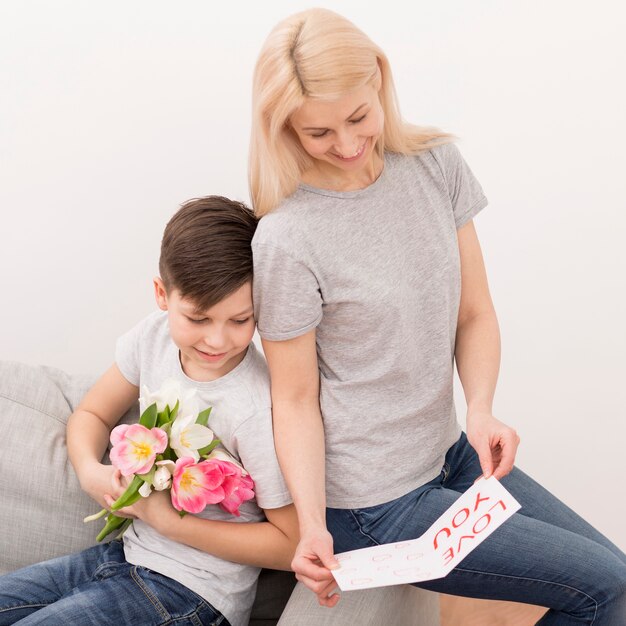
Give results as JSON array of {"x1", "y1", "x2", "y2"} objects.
[
  {"x1": 140, "y1": 380, "x2": 200, "y2": 417},
  {"x1": 170, "y1": 413, "x2": 214, "y2": 461},
  {"x1": 153, "y1": 461, "x2": 176, "y2": 491}
]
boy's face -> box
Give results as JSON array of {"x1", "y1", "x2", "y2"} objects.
[{"x1": 154, "y1": 279, "x2": 255, "y2": 382}]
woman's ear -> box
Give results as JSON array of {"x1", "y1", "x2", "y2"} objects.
[{"x1": 153, "y1": 277, "x2": 169, "y2": 311}]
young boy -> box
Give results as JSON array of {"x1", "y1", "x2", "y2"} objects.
[{"x1": 0, "y1": 196, "x2": 297, "y2": 626}]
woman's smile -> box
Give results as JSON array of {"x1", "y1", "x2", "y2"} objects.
[{"x1": 330, "y1": 139, "x2": 368, "y2": 162}]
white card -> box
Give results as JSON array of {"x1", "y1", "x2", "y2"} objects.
[{"x1": 332, "y1": 476, "x2": 521, "y2": 591}]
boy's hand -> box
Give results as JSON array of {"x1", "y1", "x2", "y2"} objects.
[
  {"x1": 104, "y1": 470, "x2": 178, "y2": 530},
  {"x1": 103, "y1": 469, "x2": 136, "y2": 519},
  {"x1": 79, "y1": 461, "x2": 118, "y2": 509}
]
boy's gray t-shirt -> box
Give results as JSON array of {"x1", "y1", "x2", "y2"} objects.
[
  {"x1": 252, "y1": 143, "x2": 487, "y2": 509},
  {"x1": 115, "y1": 311, "x2": 292, "y2": 626}
]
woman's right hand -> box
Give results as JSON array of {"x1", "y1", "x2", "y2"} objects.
[{"x1": 292, "y1": 526, "x2": 341, "y2": 607}]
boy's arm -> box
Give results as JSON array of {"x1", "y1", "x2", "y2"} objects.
[
  {"x1": 111, "y1": 487, "x2": 299, "y2": 570},
  {"x1": 67, "y1": 364, "x2": 139, "y2": 508}
]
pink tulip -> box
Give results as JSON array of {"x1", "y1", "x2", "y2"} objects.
[
  {"x1": 209, "y1": 459, "x2": 255, "y2": 516},
  {"x1": 220, "y1": 473, "x2": 255, "y2": 516},
  {"x1": 109, "y1": 424, "x2": 168, "y2": 476},
  {"x1": 171, "y1": 457, "x2": 225, "y2": 514}
]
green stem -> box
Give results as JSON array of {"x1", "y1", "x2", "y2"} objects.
[
  {"x1": 114, "y1": 518, "x2": 133, "y2": 540},
  {"x1": 109, "y1": 475, "x2": 144, "y2": 511},
  {"x1": 83, "y1": 508, "x2": 108, "y2": 523},
  {"x1": 96, "y1": 513, "x2": 127, "y2": 542}
]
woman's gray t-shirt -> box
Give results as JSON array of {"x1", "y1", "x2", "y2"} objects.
[{"x1": 252, "y1": 143, "x2": 487, "y2": 509}]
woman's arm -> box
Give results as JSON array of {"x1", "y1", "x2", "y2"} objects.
[
  {"x1": 67, "y1": 364, "x2": 139, "y2": 508},
  {"x1": 455, "y1": 220, "x2": 520, "y2": 479},
  {"x1": 261, "y1": 330, "x2": 341, "y2": 605}
]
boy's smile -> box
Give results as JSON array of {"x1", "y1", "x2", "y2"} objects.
[
  {"x1": 193, "y1": 348, "x2": 228, "y2": 362},
  {"x1": 154, "y1": 279, "x2": 256, "y2": 382}
]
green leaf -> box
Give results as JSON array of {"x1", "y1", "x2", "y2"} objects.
[
  {"x1": 169, "y1": 399, "x2": 179, "y2": 422},
  {"x1": 157, "y1": 405, "x2": 170, "y2": 427},
  {"x1": 195, "y1": 407, "x2": 212, "y2": 427},
  {"x1": 139, "y1": 403, "x2": 158, "y2": 429},
  {"x1": 199, "y1": 438, "x2": 221, "y2": 457}
]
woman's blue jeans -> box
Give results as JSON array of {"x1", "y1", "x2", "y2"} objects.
[
  {"x1": 327, "y1": 432, "x2": 626, "y2": 625},
  {"x1": 0, "y1": 540, "x2": 228, "y2": 626}
]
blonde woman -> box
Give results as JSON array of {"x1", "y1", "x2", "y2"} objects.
[{"x1": 250, "y1": 8, "x2": 626, "y2": 623}]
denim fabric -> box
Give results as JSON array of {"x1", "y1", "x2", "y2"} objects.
[
  {"x1": 327, "y1": 432, "x2": 626, "y2": 625},
  {"x1": 0, "y1": 541, "x2": 229, "y2": 626}
]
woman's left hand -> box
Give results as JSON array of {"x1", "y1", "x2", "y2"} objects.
[{"x1": 466, "y1": 411, "x2": 520, "y2": 480}]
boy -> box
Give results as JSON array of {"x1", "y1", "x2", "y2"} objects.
[{"x1": 0, "y1": 196, "x2": 297, "y2": 626}]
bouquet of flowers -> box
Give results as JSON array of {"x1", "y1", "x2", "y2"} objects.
[{"x1": 85, "y1": 380, "x2": 255, "y2": 541}]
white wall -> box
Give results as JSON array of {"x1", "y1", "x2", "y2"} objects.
[{"x1": 1, "y1": 1, "x2": 624, "y2": 551}]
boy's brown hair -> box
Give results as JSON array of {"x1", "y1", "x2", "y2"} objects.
[{"x1": 159, "y1": 196, "x2": 258, "y2": 311}]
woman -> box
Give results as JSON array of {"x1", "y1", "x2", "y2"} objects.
[{"x1": 249, "y1": 8, "x2": 626, "y2": 624}]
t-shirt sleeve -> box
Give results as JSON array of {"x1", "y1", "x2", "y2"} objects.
[
  {"x1": 252, "y1": 242, "x2": 323, "y2": 341},
  {"x1": 115, "y1": 318, "x2": 145, "y2": 386},
  {"x1": 232, "y1": 408, "x2": 292, "y2": 510},
  {"x1": 431, "y1": 142, "x2": 488, "y2": 228}
]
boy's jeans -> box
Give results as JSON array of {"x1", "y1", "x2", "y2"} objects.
[
  {"x1": 327, "y1": 432, "x2": 626, "y2": 625},
  {"x1": 0, "y1": 540, "x2": 229, "y2": 626}
]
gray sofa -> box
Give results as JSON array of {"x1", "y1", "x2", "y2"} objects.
[{"x1": 0, "y1": 360, "x2": 439, "y2": 625}]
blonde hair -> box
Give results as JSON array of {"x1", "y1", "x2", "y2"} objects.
[{"x1": 249, "y1": 8, "x2": 452, "y2": 216}]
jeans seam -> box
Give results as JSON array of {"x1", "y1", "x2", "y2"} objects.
[
  {"x1": 0, "y1": 603, "x2": 48, "y2": 614},
  {"x1": 93, "y1": 559, "x2": 124, "y2": 579},
  {"x1": 347, "y1": 509, "x2": 382, "y2": 547},
  {"x1": 177, "y1": 603, "x2": 223, "y2": 626},
  {"x1": 130, "y1": 566, "x2": 172, "y2": 623},
  {"x1": 454, "y1": 567, "x2": 599, "y2": 624}
]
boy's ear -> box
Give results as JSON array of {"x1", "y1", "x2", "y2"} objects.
[{"x1": 153, "y1": 277, "x2": 169, "y2": 311}]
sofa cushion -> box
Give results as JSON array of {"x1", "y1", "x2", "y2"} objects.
[
  {"x1": 0, "y1": 360, "x2": 295, "y2": 625},
  {"x1": 0, "y1": 361, "x2": 137, "y2": 574}
]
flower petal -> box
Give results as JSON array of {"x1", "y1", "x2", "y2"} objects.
[
  {"x1": 205, "y1": 449, "x2": 247, "y2": 474},
  {"x1": 110, "y1": 424, "x2": 130, "y2": 447},
  {"x1": 155, "y1": 460, "x2": 176, "y2": 472},
  {"x1": 171, "y1": 460, "x2": 212, "y2": 513},
  {"x1": 180, "y1": 424, "x2": 214, "y2": 450},
  {"x1": 153, "y1": 466, "x2": 172, "y2": 490},
  {"x1": 140, "y1": 379, "x2": 182, "y2": 413},
  {"x1": 109, "y1": 424, "x2": 167, "y2": 475},
  {"x1": 171, "y1": 444, "x2": 200, "y2": 462}
]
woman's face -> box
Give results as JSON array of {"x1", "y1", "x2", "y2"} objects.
[{"x1": 289, "y1": 82, "x2": 384, "y2": 183}]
